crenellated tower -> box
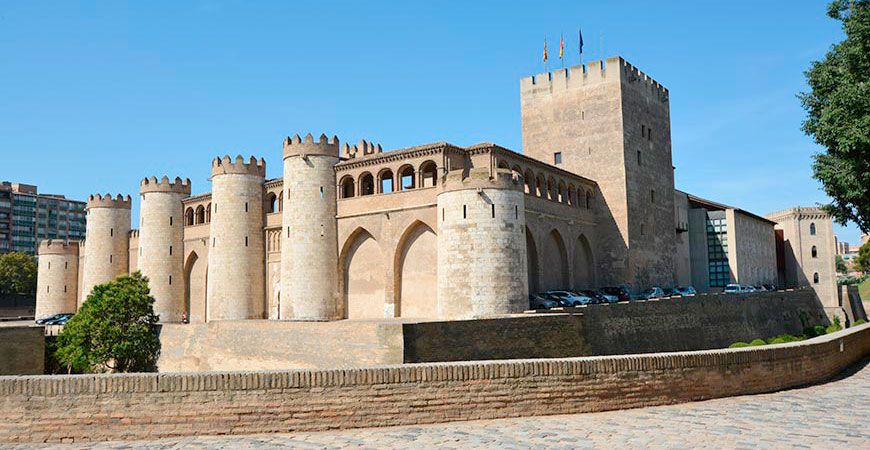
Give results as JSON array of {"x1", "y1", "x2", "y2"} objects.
[
  {"x1": 35, "y1": 239, "x2": 80, "y2": 319},
  {"x1": 206, "y1": 155, "x2": 266, "y2": 320},
  {"x1": 80, "y1": 193, "x2": 131, "y2": 305},
  {"x1": 139, "y1": 176, "x2": 191, "y2": 322},
  {"x1": 436, "y1": 167, "x2": 528, "y2": 319},
  {"x1": 281, "y1": 133, "x2": 340, "y2": 320}
]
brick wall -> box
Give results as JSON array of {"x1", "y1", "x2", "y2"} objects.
[{"x1": 1, "y1": 323, "x2": 867, "y2": 443}]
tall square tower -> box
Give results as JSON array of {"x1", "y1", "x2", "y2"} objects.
[{"x1": 520, "y1": 57, "x2": 676, "y2": 288}]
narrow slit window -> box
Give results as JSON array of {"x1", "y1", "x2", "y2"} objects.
[
  {"x1": 212, "y1": 237, "x2": 215, "y2": 247},
  {"x1": 491, "y1": 204, "x2": 496, "y2": 218},
  {"x1": 48, "y1": 262, "x2": 50, "y2": 270},
  {"x1": 170, "y1": 216, "x2": 173, "y2": 226},
  {"x1": 463, "y1": 205, "x2": 467, "y2": 219},
  {"x1": 109, "y1": 255, "x2": 113, "y2": 263},
  {"x1": 245, "y1": 202, "x2": 248, "y2": 213},
  {"x1": 637, "y1": 151, "x2": 642, "y2": 166},
  {"x1": 442, "y1": 208, "x2": 445, "y2": 221},
  {"x1": 287, "y1": 227, "x2": 290, "y2": 238},
  {"x1": 110, "y1": 228, "x2": 113, "y2": 237},
  {"x1": 64, "y1": 262, "x2": 68, "y2": 270},
  {"x1": 245, "y1": 236, "x2": 248, "y2": 247},
  {"x1": 515, "y1": 205, "x2": 518, "y2": 219},
  {"x1": 169, "y1": 245, "x2": 173, "y2": 255},
  {"x1": 169, "y1": 275, "x2": 172, "y2": 285},
  {"x1": 320, "y1": 186, "x2": 324, "y2": 199},
  {"x1": 64, "y1": 285, "x2": 67, "y2": 293}
]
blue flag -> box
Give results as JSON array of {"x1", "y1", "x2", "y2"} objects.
[{"x1": 579, "y1": 28, "x2": 584, "y2": 55}]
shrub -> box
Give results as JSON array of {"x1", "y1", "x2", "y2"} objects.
[
  {"x1": 749, "y1": 339, "x2": 767, "y2": 346},
  {"x1": 56, "y1": 272, "x2": 160, "y2": 373},
  {"x1": 767, "y1": 334, "x2": 802, "y2": 345},
  {"x1": 729, "y1": 342, "x2": 750, "y2": 348},
  {"x1": 855, "y1": 318, "x2": 867, "y2": 325},
  {"x1": 825, "y1": 316, "x2": 843, "y2": 334}
]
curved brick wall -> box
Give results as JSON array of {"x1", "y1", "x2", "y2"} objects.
[{"x1": 1, "y1": 323, "x2": 867, "y2": 443}]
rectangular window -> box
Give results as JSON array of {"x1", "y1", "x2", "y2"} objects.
[
  {"x1": 650, "y1": 190, "x2": 655, "y2": 204},
  {"x1": 637, "y1": 151, "x2": 642, "y2": 166},
  {"x1": 169, "y1": 246, "x2": 172, "y2": 255},
  {"x1": 554, "y1": 152, "x2": 562, "y2": 165},
  {"x1": 491, "y1": 204, "x2": 495, "y2": 218},
  {"x1": 463, "y1": 205, "x2": 467, "y2": 219}
]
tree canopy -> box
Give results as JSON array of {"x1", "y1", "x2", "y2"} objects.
[
  {"x1": 856, "y1": 241, "x2": 870, "y2": 273},
  {"x1": 56, "y1": 272, "x2": 160, "y2": 373},
  {"x1": 800, "y1": 0, "x2": 870, "y2": 233},
  {"x1": 0, "y1": 252, "x2": 37, "y2": 296}
]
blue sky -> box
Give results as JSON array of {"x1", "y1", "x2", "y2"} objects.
[{"x1": 0, "y1": 1, "x2": 862, "y2": 242}]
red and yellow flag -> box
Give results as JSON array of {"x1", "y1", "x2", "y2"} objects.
[
  {"x1": 543, "y1": 38, "x2": 548, "y2": 63},
  {"x1": 559, "y1": 34, "x2": 564, "y2": 59}
]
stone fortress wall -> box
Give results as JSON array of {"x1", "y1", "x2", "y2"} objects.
[{"x1": 34, "y1": 240, "x2": 78, "y2": 319}]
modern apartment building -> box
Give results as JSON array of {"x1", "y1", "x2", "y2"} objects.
[{"x1": 0, "y1": 182, "x2": 86, "y2": 255}]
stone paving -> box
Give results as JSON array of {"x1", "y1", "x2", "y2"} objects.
[{"x1": 17, "y1": 359, "x2": 870, "y2": 449}]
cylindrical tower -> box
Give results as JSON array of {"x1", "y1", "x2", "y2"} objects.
[
  {"x1": 80, "y1": 193, "x2": 131, "y2": 306},
  {"x1": 35, "y1": 239, "x2": 80, "y2": 319},
  {"x1": 139, "y1": 176, "x2": 191, "y2": 322},
  {"x1": 281, "y1": 133, "x2": 340, "y2": 320},
  {"x1": 436, "y1": 167, "x2": 528, "y2": 319},
  {"x1": 206, "y1": 155, "x2": 266, "y2": 321}
]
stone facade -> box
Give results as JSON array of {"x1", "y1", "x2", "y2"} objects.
[
  {"x1": 36, "y1": 56, "x2": 789, "y2": 324},
  {"x1": 767, "y1": 207, "x2": 839, "y2": 315},
  {"x1": 34, "y1": 239, "x2": 79, "y2": 319}
]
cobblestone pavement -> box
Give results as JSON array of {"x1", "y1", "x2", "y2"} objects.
[{"x1": 19, "y1": 359, "x2": 870, "y2": 450}]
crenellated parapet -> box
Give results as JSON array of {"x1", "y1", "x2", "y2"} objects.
[
  {"x1": 520, "y1": 56, "x2": 669, "y2": 103},
  {"x1": 87, "y1": 193, "x2": 132, "y2": 209},
  {"x1": 341, "y1": 139, "x2": 383, "y2": 159},
  {"x1": 282, "y1": 133, "x2": 340, "y2": 159},
  {"x1": 140, "y1": 176, "x2": 192, "y2": 195},
  {"x1": 38, "y1": 239, "x2": 80, "y2": 256},
  {"x1": 211, "y1": 155, "x2": 266, "y2": 177},
  {"x1": 441, "y1": 167, "x2": 523, "y2": 193}
]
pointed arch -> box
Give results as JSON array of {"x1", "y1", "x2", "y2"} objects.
[
  {"x1": 540, "y1": 229, "x2": 569, "y2": 291},
  {"x1": 394, "y1": 220, "x2": 437, "y2": 318},
  {"x1": 572, "y1": 234, "x2": 594, "y2": 290},
  {"x1": 526, "y1": 226, "x2": 539, "y2": 294},
  {"x1": 340, "y1": 227, "x2": 385, "y2": 319},
  {"x1": 184, "y1": 251, "x2": 207, "y2": 323}
]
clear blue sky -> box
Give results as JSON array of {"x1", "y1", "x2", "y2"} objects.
[{"x1": 0, "y1": 1, "x2": 862, "y2": 243}]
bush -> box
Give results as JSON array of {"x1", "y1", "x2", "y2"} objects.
[
  {"x1": 729, "y1": 342, "x2": 750, "y2": 348},
  {"x1": 855, "y1": 318, "x2": 867, "y2": 325},
  {"x1": 766, "y1": 334, "x2": 803, "y2": 345},
  {"x1": 825, "y1": 316, "x2": 843, "y2": 334},
  {"x1": 56, "y1": 272, "x2": 160, "y2": 373},
  {"x1": 749, "y1": 339, "x2": 767, "y2": 346}
]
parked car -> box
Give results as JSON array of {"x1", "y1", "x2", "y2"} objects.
[
  {"x1": 544, "y1": 290, "x2": 594, "y2": 306},
  {"x1": 724, "y1": 284, "x2": 756, "y2": 294},
  {"x1": 582, "y1": 290, "x2": 619, "y2": 304},
  {"x1": 40, "y1": 313, "x2": 73, "y2": 325},
  {"x1": 662, "y1": 288, "x2": 679, "y2": 297},
  {"x1": 529, "y1": 294, "x2": 559, "y2": 310},
  {"x1": 600, "y1": 286, "x2": 632, "y2": 302},
  {"x1": 675, "y1": 286, "x2": 697, "y2": 296},
  {"x1": 762, "y1": 284, "x2": 777, "y2": 291},
  {"x1": 636, "y1": 287, "x2": 664, "y2": 300}
]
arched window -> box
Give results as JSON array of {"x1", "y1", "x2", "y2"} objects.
[
  {"x1": 185, "y1": 208, "x2": 194, "y2": 226},
  {"x1": 811, "y1": 245, "x2": 818, "y2": 258},
  {"x1": 278, "y1": 191, "x2": 283, "y2": 212},
  {"x1": 585, "y1": 190, "x2": 593, "y2": 209},
  {"x1": 813, "y1": 272, "x2": 819, "y2": 284},
  {"x1": 420, "y1": 161, "x2": 438, "y2": 188},
  {"x1": 398, "y1": 165, "x2": 415, "y2": 191},
  {"x1": 547, "y1": 178, "x2": 556, "y2": 201},
  {"x1": 557, "y1": 182, "x2": 567, "y2": 203},
  {"x1": 809, "y1": 223, "x2": 816, "y2": 235},
  {"x1": 266, "y1": 192, "x2": 277, "y2": 213},
  {"x1": 195, "y1": 205, "x2": 205, "y2": 224},
  {"x1": 378, "y1": 169, "x2": 394, "y2": 194},
  {"x1": 339, "y1": 176, "x2": 355, "y2": 199},
  {"x1": 360, "y1": 173, "x2": 374, "y2": 196},
  {"x1": 524, "y1": 170, "x2": 535, "y2": 195},
  {"x1": 205, "y1": 203, "x2": 211, "y2": 223}
]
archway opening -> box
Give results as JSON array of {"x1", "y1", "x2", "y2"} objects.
[
  {"x1": 340, "y1": 176, "x2": 355, "y2": 199},
  {"x1": 343, "y1": 230, "x2": 385, "y2": 319},
  {"x1": 572, "y1": 234, "x2": 594, "y2": 290},
  {"x1": 420, "y1": 161, "x2": 438, "y2": 188},
  {"x1": 398, "y1": 165, "x2": 415, "y2": 191},
  {"x1": 396, "y1": 223, "x2": 437, "y2": 318},
  {"x1": 360, "y1": 173, "x2": 374, "y2": 196},
  {"x1": 540, "y1": 229, "x2": 568, "y2": 291},
  {"x1": 526, "y1": 228, "x2": 539, "y2": 295}
]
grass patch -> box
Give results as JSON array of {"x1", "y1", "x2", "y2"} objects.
[{"x1": 860, "y1": 278, "x2": 870, "y2": 302}]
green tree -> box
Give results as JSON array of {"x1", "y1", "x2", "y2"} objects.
[
  {"x1": 0, "y1": 252, "x2": 38, "y2": 295},
  {"x1": 55, "y1": 272, "x2": 160, "y2": 373},
  {"x1": 856, "y1": 241, "x2": 870, "y2": 272},
  {"x1": 836, "y1": 255, "x2": 848, "y2": 273},
  {"x1": 799, "y1": 0, "x2": 870, "y2": 233}
]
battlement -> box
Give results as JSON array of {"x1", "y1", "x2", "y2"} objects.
[
  {"x1": 140, "y1": 176, "x2": 192, "y2": 195},
  {"x1": 211, "y1": 155, "x2": 266, "y2": 177},
  {"x1": 38, "y1": 239, "x2": 80, "y2": 256},
  {"x1": 87, "y1": 193, "x2": 132, "y2": 209},
  {"x1": 765, "y1": 206, "x2": 831, "y2": 223},
  {"x1": 441, "y1": 167, "x2": 522, "y2": 193},
  {"x1": 282, "y1": 133, "x2": 340, "y2": 159},
  {"x1": 342, "y1": 139, "x2": 383, "y2": 159},
  {"x1": 520, "y1": 56, "x2": 668, "y2": 102}
]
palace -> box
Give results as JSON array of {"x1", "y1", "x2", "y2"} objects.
[{"x1": 35, "y1": 57, "x2": 788, "y2": 323}]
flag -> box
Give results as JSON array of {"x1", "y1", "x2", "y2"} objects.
[
  {"x1": 578, "y1": 28, "x2": 584, "y2": 56},
  {"x1": 543, "y1": 38, "x2": 548, "y2": 63},
  {"x1": 559, "y1": 34, "x2": 564, "y2": 59}
]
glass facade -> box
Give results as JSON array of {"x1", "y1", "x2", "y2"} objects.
[
  {"x1": 0, "y1": 183, "x2": 86, "y2": 255},
  {"x1": 706, "y1": 212, "x2": 730, "y2": 287}
]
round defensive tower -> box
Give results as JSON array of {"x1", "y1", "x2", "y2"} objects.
[
  {"x1": 206, "y1": 155, "x2": 266, "y2": 321},
  {"x1": 281, "y1": 133, "x2": 340, "y2": 320},
  {"x1": 436, "y1": 167, "x2": 528, "y2": 319},
  {"x1": 35, "y1": 239, "x2": 80, "y2": 319},
  {"x1": 139, "y1": 176, "x2": 191, "y2": 322},
  {"x1": 80, "y1": 193, "x2": 131, "y2": 306}
]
